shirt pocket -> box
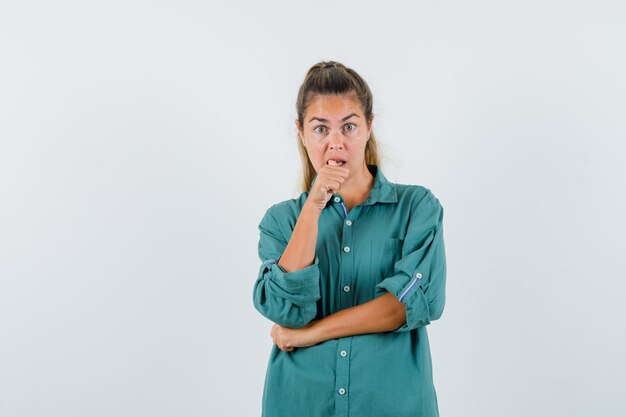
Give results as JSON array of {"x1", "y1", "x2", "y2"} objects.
[{"x1": 369, "y1": 238, "x2": 404, "y2": 280}]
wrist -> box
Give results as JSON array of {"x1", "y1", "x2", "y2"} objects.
[
  {"x1": 307, "y1": 319, "x2": 326, "y2": 345},
  {"x1": 303, "y1": 198, "x2": 324, "y2": 216}
]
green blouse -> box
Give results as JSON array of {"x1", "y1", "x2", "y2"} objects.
[{"x1": 253, "y1": 165, "x2": 447, "y2": 417}]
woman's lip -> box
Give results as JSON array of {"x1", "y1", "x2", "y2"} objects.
[{"x1": 327, "y1": 159, "x2": 346, "y2": 165}]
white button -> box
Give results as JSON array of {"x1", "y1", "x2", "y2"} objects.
[
  {"x1": 334, "y1": 197, "x2": 341, "y2": 203},
  {"x1": 340, "y1": 350, "x2": 348, "y2": 357},
  {"x1": 345, "y1": 220, "x2": 352, "y2": 226},
  {"x1": 338, "y1": 388, "x2": 346, "y2": 395},
  {"x1": 343, "y1": 285, "x2": 350, "y2": 292},
  {"x1": 343, "y1": 246, "x2": 350, "y2": 253},
  {"x1": 415, "y1": 272, "x2": 422, "y2": 279}
]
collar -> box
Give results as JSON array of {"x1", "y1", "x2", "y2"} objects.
[{"x1": 309, "y1": 164, "x2": 398, "y2": 205}]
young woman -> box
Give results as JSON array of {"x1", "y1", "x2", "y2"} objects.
[{"x1": 253, "y1": 61, "x2": 447, "y2": 417}]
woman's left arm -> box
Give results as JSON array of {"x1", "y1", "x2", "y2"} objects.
[{"x1": 270, "y1": 292, "x2": 406, "y2": 351}]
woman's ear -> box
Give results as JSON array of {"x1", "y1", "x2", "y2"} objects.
[
  {"x1": 295, "y1": 120, "x2": 305, "y2": 145},
  {"x1": 367, "y1": 113, "x2": 374, "y2": 139}
]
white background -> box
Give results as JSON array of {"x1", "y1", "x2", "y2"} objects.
[{"x1": 1, "y1": 1, "x2": 625, "y2": 416}]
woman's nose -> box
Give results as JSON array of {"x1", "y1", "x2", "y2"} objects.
[{"x1": 328, "y1": 131, "x2": 344, "y2": 149}]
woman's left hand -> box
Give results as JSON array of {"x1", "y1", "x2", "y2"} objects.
[{"x1": 270, "y1": 320, "x2": 320, "y2": 352}]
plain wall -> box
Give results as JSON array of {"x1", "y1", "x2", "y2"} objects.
[{"x1": 1, "y1": 1, "x2": 624, "y2": 416}]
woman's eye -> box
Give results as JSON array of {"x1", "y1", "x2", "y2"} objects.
[
  {"x1": 314, "y1": 126, "x2": 327, "y2": 134},
  {"x1": 344, "y1": 123, "x2": 356, "y2": 131}
]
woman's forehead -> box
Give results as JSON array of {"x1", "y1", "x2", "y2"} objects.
[{"x1": 305, "y1": 93, "x2": 364, "y2": 121}]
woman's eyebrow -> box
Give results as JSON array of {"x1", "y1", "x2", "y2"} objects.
[{"x1": 308, "y1": 113, "x2": 360, "y2": 123}]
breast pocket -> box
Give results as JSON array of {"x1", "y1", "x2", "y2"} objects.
[{"x1": 369, "y1": 238, "x2": 403, "y2": 280}]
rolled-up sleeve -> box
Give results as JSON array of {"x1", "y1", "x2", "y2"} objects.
[
  {"x1": 252, "y1": 207, "x2": 321, "y2": 328},
  {"x1": 374, "y1": 190, "x2": 446, "y2": 332}
]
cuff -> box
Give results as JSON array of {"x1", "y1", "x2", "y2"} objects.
[
  {"x1": 375, "y1": 272, "x2": 430, "y2": 332},
  {"x1": 261, "y1": 256, "x2": 321, "y2": 305}
]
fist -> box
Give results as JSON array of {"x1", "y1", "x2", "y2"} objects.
[{"x1": 307, "y1": 160, "x2": 349, "y2": 210}]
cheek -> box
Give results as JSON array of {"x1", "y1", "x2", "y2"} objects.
[
  {"x1": 305, "y1": 144, "x2": 326, "y2": 168},
  {"x1": 346, "y1": 143, "x2": 366, "y2": 159}
]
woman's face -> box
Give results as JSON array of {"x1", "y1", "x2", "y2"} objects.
[{"x1": 297, "y1": 92, "x2": 373, "y2": 174}]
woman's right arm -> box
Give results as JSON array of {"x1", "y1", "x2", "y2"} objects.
[
  {"x1": 280, "y1": 161, "x2": 349, "y2": 271},
  {"x1": 252, "y1": 201, "x2": 323, "y2": 328},
  {"x1": 252, "y1": 163, "x2": 349, "y2": 328},
  {"x1": 276, "y1": 200, "x2": 322, "y2": 272}
]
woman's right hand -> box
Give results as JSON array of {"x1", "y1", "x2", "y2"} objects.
[{"x1": 306, "y1": 160, "x2": 350, "y2": 211}]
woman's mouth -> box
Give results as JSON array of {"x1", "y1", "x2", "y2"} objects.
[{"x1": 327, "y1": 159, "x2": 346, "y2": 166}]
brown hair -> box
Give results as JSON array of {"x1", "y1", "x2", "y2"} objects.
[{"x1": 295, "y1": 61, "x2": 381, "y2": 192}]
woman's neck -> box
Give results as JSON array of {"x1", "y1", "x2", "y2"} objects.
[{"x1": 339, "y1": 164, "x2": 375, "y2": 210}]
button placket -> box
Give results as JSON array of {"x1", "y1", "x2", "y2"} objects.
[
  {"x1": 334, "y1": 337, "x2": 352, "y2": 414},
  {"x1": 330, "y1": 195, "x2": 348, "y2": 220},
  {"x1": 335, "y1": 207, "x2": 358, "y2": 415},
  {"x1": 339, "y1": 206, "x2": 361, "y2": 312}
]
